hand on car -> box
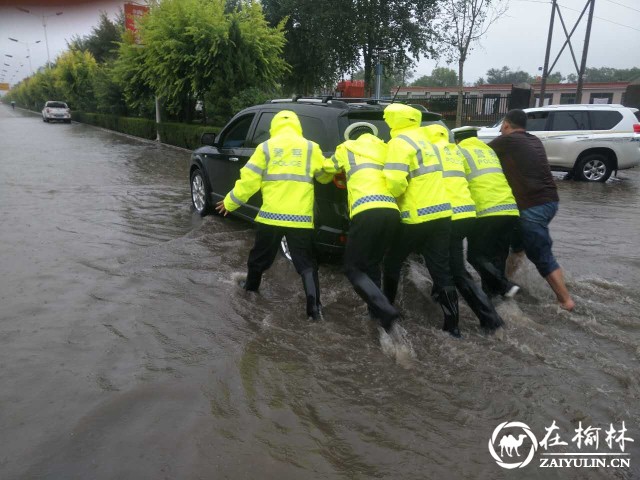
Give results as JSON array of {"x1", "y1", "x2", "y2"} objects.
[{"x1": 215, "y1": 200, "x2": 229, "y2": 216}]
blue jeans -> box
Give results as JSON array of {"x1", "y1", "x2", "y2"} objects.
[{"x1": 515, "y1": 202, "x2": 560, "y2": 277}]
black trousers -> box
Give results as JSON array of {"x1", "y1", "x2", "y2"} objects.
[
  {"x1": 449, "y1": 218, "x2": 503, "y2": 328},
  {"x1": 467, "y1": 215, "x2": 517, "y2": 295},
  {"x1": 344, "y1": 208, "x2": 399, "y2": 287},
  {"x1": 245, "y1": 223, "x2": 316, "y2": 291},
  {"x1": 343, "y1": 209, "x2": 400, "y2": 326},
  {"x1": 383, "y1": 217, "x2": 453, "y2": 304}
]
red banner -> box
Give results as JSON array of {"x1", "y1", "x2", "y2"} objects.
[{"x1": 124, "y1": 3, "x2": 149, "y2": 43}]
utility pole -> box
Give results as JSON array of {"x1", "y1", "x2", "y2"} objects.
[
  {"x1": 8, "y1": 38, "x2": 42, "y2": 75},
  {"x1": 538, "y1": 0, "x2": 595, "y2": 106},
  {"x1": 576, "y1": 0, "x2": 595, "y2": 104},
  {"x1": 17, "y1": 8, "x2": 63, "y2": 68},
  {"x1": 539, "y1": 0, "x2": 556, "y2": 107}
]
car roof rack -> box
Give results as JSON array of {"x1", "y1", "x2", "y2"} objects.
[
  {"x1": 533, "y1": 103, "x2": 626, "y2": 109},
  {"x1": 268, "y1": 95, "x2": 335, "y2": 104}
]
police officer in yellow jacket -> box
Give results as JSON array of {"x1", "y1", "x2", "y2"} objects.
[
  {"x1": 215, "y1": 110, "x2": 332, "y2": 320},
  {"x1": 453, "y1": 126, "x2": 520, "y2": 298},
  {"x1": 323, "y1": 123, "x2": 400, "y2": 332},
  {"x1": 424, "y1": 124, "x2": 505, "y2": 333},
  {"x1": 382, "y1": 104, "x2": 460, "y2": 337}
]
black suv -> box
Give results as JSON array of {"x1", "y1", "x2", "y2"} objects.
[{"x1": 189, "y1": 98, "x2": 445, "y2": 257}]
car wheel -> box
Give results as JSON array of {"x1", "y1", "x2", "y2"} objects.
[
  {"x1": 43, "y1": 117, "x2": 48, "y2": 122},
  {"x1": 574, "y1": 154, "x2": 612, "y2": 183},
  {"x1": 190, "y1": 168, "x2": 212, "y2": 216},
  {"x1": 280, "y1": 236, "x2": 293, "y2": 262},
  {"x1": 64, "y1": 119, "x2": 71, "y2": 124}
]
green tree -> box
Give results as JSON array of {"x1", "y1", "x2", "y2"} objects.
[
  {"x1": 53, "y1": 49, "x2": 98, "y2": 111},
  {"x1": 546, "y1": 71, "x2": 564, "y2": 83},
  {"x1": 68, "y1": 11, "x2": 123, "y2": 64},
  {"x1": 437, "y1": 0, "x2": 508, "y2": 126},
  {"x1": 93, "y1": 61, "x2": 128, "y2": 115},
  {"x1": 566, "y1": 67, "x2": 640, "y2": 83},
  {"x1": 411, "y1": 67, "x2": 458, "y2": 87},
  {"x1": 485, "y1": 66, "x2": 533, "y2": 84},
  {"x1": 262, "y1": 0, "x2": 439, "y2": 95},
  {"x1": 113, "y1": 0, "x2": 287, "y2": 122}
]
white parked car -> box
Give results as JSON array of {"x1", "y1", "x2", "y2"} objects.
[
  {"x1": 477, "y1": 104, "x2": 640, "y2": 182},
  {"x1": 42, "y1": 101, "x2": 71, "y2": 123}
]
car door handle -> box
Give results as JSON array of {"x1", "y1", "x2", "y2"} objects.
[{"x1": 229, "y1": 157, "x2": 239, "y2": 162}]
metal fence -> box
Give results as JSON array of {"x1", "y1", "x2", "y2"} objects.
[{"x1": 407, "y1": 95, "x2": 511, "y2": 126}]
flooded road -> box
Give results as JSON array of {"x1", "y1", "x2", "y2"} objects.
[{"x1": 1, "y1": 104, "x2": 638, "y2": 479}]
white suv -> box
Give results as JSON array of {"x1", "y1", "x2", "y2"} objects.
[
  {"x1": 477, "y1": 104, "x2": 640, "y2": 182},
  {"x1": 42, "y1": 101, "x2": 71, "y2": 123}
]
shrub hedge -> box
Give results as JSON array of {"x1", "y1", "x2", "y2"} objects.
[{"x1": 73, "y1": 112, "x2": 221, "y2": 150}]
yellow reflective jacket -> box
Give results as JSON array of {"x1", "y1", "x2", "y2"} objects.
[
  {"x1": 223, "y1": 110, "x2": 332, "y2": 228},
  {"x1": 457, "y1": 137, "x2": 519, "y2": 218},
  {"x1": 423, "y1": 124, "x2": 476, "y2": 221},
  {"x1": 382, "y1": 104, "x2": 451, "y2": 224},
  {"x1": 323, "y1": 133, "x2": 398, "y2": 218}
]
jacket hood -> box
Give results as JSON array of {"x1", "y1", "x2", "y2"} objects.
[
  {"x1": 344, "y1": 133, "x2": 387, "y2": 159},
  {"x1": 423, "y1": 124, "x2": 449, "y2": 145},
  {"x1": 270, "y1": 110, "x2": 303, "y2": 137},
  {"x1": 383, "y1": 104, "x2": 422, "y2": 137}
]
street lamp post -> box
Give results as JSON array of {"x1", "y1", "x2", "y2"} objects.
[
  {"x1": 16, "y1": 8, "x2": 63, "y2": 67},
  {"x1": 8, "y1": 38, "x2": 41, "y2": 74}
]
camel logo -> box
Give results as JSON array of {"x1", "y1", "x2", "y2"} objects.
[{"x1": 489, "y1": 421, "x2": 539, "y2": 469}]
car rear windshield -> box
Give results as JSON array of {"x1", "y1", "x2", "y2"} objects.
[
  {"x1": 345, "y1": 111, "x2": 447, "y2": 142},
  {"x1": 249, "y1": 111, "x2": 331, "y2": 151},
  {"x1": 47, "y1": 102, "x2": 68, "y2": 108}
]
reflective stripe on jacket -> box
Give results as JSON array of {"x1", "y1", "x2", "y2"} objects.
[
  {"x1": 324, "y1": 133, "x2": 398, "y2": 218},
  {"x1": 382, "y1": 105, "x2": 451, "y2": 224},
  {"x1": 457, "y1": 137, "x2": 519, "y2": 218},
  {"x1": 423, "y1": 124, "x2": 476, "y2": 221},
  {"x1": 223, "y1": 110, "x2": 332, "y2": 228}
]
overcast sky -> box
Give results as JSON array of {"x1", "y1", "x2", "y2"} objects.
[{"x1": 1, "y1": 0, "x2": 639, "y2": 87}]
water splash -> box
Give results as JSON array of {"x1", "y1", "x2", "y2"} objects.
[{"x1": 379, "y1": 323, "x2": 416, "y2": 368}]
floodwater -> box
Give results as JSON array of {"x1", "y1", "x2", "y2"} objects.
[{"x1": 0, "y1": 104, "x2": 638, "y2": 479}]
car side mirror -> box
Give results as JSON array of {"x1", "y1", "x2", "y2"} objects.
[{"x1": 200, "y1": 132, "x2": 217, "y2": 146}]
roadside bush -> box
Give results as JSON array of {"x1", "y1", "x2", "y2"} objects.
[
  {"x1": 157, "y1": 122, "x2": 220, "y2": 150},
  {"x1": 72, "y1": 112, "x2": 222, "y2": 149},
  {"x1": 73, "y1": 112, "x2": 157, "y2": 140}
]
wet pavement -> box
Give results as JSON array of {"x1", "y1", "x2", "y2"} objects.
[{"x1": 0, "y1": 104, "x2": 638, "y2": 479}]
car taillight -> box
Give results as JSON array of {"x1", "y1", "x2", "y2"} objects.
[
  {"x1": 333, "y1": 172, "x2": 347, "y2": 189},
  {"x1": 338, "y1": 234, "x2": 347, "y2": 245},
  {"x1": 633, "y1": 124, "x2": 640, "y2": 134}
]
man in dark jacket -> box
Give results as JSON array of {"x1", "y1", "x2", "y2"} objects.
[{"x1": 489, "y1": 109, "x2": 575, "y2": 311}]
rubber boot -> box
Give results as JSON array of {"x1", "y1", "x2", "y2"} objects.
[
  {"x1": 243, "y1": 269, "x2": 262, "y2": 292},
  {"x1": 313, "y1": 269, "x2": 322, "y2": 317},
  {"x1": 301, "y1": 270, "x2": 321, "y2": 320},
  {"x1": 438, "y1": 287, "x2": 461, "y2": 338},
  {"x1": 456, "y1": 278, "x2": 504, "y2": 332},
  {"x1": 382, "y1": 274, "x2": 400, "y2": 305},
  {"x1": 348, "y1": 270, "x2": 399, "y2": 332}
]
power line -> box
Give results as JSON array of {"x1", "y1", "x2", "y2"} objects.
[
  {"x1": 511, "y1": 0, "x2": 640, "y2": 31},
  {"x1": 557, "y1": 2, "x2": 640, "y2": 32},
  {"x1": 604, "y1": 0, "x2": 640, "y2": 13}
]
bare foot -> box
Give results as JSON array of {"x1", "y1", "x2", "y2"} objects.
[{"x1": 559, "y1": 299, "x2": 575, "y2": 311}]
